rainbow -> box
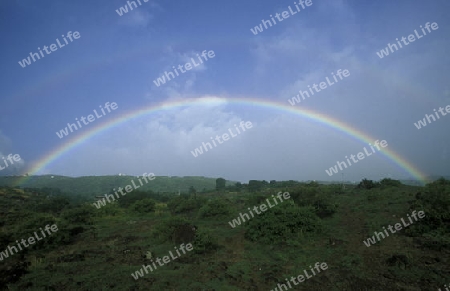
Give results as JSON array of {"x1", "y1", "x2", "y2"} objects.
[{"x1": 15, "y1": 97, "x2": 429, "y2": 186}]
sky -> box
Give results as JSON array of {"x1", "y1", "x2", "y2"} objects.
[{"x1": 0, "y1": 0, "x2": 449, "y2": 183}]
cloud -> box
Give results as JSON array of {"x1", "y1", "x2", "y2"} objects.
[
  {"x1": 117, "y1": 1, "x2": 161, "y2": 27},
  {"x1": 118, "y1": 9, "x2": 153, "y2": 27},
  {"x1": 146, "y1": 47, "x2": 213, "y2": 100},
  {"x1": 241, "y1": 0, "x2": 450, "y2": 181}
]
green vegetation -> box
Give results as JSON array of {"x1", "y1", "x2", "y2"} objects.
[
  {"x1": 0, "y1": 177, "x2": 449, "y2": 290},
  {"x1": 0, "y1": 175, "x2": 235, "y2": 199}
]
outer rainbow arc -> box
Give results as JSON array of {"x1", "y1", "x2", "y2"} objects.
[{"x1": 15, "y1": 97, "x2": 428, "y2": 186}]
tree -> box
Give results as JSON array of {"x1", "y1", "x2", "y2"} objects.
[
  {"x1": 189, "y1": 186, "x2": 197, "y2": 199},
  {"x1": 33, "y1": 195, "x2": 70, "y2": 214},
  {"x1": 215, "y1": 178, "x2": 226, "y2": 193},
  {"x1": 357, "y1": 178, "x2": 378, "y2": 189},
  {"x1": 248, "y1": 180, "x2": 264, "y2": 193},
  {"x1": 117, "y1": 190, "x2": 154, "y2": 208},
  {"x1": 379, "y1": 178, "x2": 402, "y2": 187}
]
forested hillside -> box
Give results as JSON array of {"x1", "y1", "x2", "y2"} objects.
[{"x1": 0, "y1": 175, "x2": 233, "y2": 198}]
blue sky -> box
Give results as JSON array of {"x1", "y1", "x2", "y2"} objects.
[{"x1": 0, "y1": 0, "x2": 449, "y2": 182}]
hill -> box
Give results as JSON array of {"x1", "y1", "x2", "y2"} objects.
[{"x1": 0, "y1": 175, "x2": 233, "y2": 197}]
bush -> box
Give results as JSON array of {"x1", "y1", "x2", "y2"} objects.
[
  {"x1": 14, "y1": 213, "x2": 58, "y2": 237},
  {"x1": 61, "y1": 205, "x2": 95, "y2": 225},
  {"x1": 312, "y1": 196, "x2": 339, "y2": 218},
  {"x1": 117, "y1": 190, "x2": 154, "y2": 208},
  {"x1": 379, "y1": 178, "x2": 402, "y2": 188},
  {"x1": 245, "y1": 193, "x2": 270, "y2": 207},
  {"x1": 327, "y1": 184, "x2": 345, "y2": 195},
  {"x1": 290, "y1": 188, "x2": 338, "y2": 218},
  {"x1": 96, "y1": 202, "x2": 123, "y2": 217},
  {"x1": 31, "y1": 195, "x2": 71, "y2": 214},
  {"x1": 11, "y1": 213, "x2": 72, "y2": 249},
  {"x1": 192, "y1": 231, "x2": 219, "y2": 254},
  {"x1": 130, "y1": 198, "x2": 156, "y2": 213},
  {"x1": 198, "y1": 199, "x2": 231, "y2": 218},
  {"x1": 420, "y1": 231, "x2": 450, "y2": 251},
  {"x1": 357, "y1": 178, "x2": 378, "y2": 189},
  {"x1": 151, "y1": 217, "x2": 190, "y2": 243},
  {"x1": 167, "y1": 196, "x2": 205, "y2": 214},
  {"x1": 407, "y1": 178, "x2": 450, "y2": 236},
  {"x1": 245, "y1": 203, "x2": 322, "y2": 244}
]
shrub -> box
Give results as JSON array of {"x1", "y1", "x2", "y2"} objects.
[
  {"x1": 151, "y1": 217, "x2": 190, "y2": 243},
  {"x1": 245, "y1": 203, "x2": 322, "y2": 243},
  {"x1": 379, "y1": 178, "x2": 402, "y2": 188},
  {"x1": 130, "y1": 198, "x2": 156, "y2": 213},
  {"x1": 405, "y1": 178, "x2": 450, "y2": 241},
  {"x1": 198, "y1": 199, "x2": 231, "y2": 218},
  {"x1": 290, "y1": 188, "x2": 338, "y2": 218},
  {"x1": 167, "y1": 196, "x2": 205, "y2": 214},
  {"x1": 192, "y1": 231, "x2": 219, "y2": 254},
  {"x1": 96, "y1": 202, "x2": 123, "y2": 217},
  {"x1": 31, "y1": 195, "x2": 71, "y2": 214},
  {"x1": 12, "y1": 213, "x2": 72, "y2": 249},
  {"x1": 245, "y1": 193, "x2": 270, "y2": 207},
  {"x1": 14, "y1": 213, "x2": 58, "y2": 237},
  {"x1": 312, "y1": 196, "x2": 339, "y2": 218},
  {"x1": 406, "y1": 178, "x2": 450, "y2": 236},
  {"x1": 420, "y1": 231, "x2": 450, "y2": 251},
  {"x1": 327, "y1": 184, "x2": 345, "y2": 195},
  {"x1": 357, "y1": 178, "x2": 378, "y2": 189},
  {"x1": 61, "y1": 205, "x2": 95, "y2": 225},
  {"x1": 117, "y1": 190, "x2": 154, "y2": 208}
]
